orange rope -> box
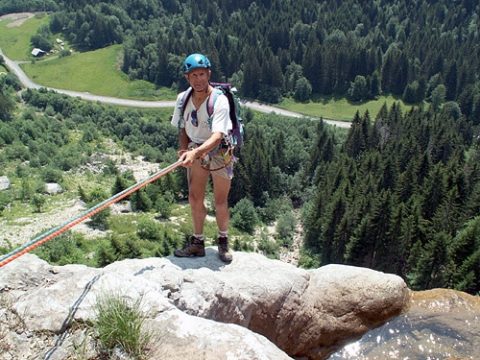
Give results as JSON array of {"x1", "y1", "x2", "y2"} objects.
[{"x1": 0, "y1": 160, "x2": 182, "y2": 268}]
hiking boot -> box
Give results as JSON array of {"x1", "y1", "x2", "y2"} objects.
[
  {"x1": 174, "y1": 236, "x2": 205, "y2": 257},
  {"x1": 217, "y1": 236, "x2": 232, "y2": 263}
]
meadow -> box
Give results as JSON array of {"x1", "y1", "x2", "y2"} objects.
[
  {"x1": 21, "y1": 44, "x2": 177, "y2": 100},
  {"x1": 0, "y1": 13, "x2": 49, "y2": 60},
  {"x1": 280, "y1": 95, "x2": 417, "y2": 121}
]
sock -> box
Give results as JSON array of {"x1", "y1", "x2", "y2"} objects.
[
  {"x1": 218, "y1": 230, "x2": 228, "y2": 238},
  {"x1": 194, "y1": 234, "x2": 204, "y2": 241}
]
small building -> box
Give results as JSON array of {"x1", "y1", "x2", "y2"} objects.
[{"x1": 31, "y1": 48, "x2": 46, "y2": 57}]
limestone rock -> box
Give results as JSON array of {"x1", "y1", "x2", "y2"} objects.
[
  {"x1": 0, "y1": 251, "x2": 409, "y2": 359},
  {"x1": 44, "y1": 183, "x2": 63, "y2": 195},
  {"x1": 0, "y1": 176, "x2": 10, "y2": 191},
  {"x1": 111, "y1": 201, "x2": 132, "y2": 214}
]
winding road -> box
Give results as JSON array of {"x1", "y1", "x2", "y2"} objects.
[{"x1": 1, "y1": 49, "x2": 351, "y2": 128}]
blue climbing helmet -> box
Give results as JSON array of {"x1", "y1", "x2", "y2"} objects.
[{"x1": 183, "y1": 53, "x2": 211, "y2": 74}]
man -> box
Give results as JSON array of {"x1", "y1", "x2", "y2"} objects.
[{"x1": 170, "y1": 53, "x2": 233, "y2": 263}]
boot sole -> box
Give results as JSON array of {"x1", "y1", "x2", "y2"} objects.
[
  {"x1": 174, "y1": 253, "x2": 206, "y2": 257},
  {"x1": 219, "y1": 256, "x2": 232, "y2": 263}
]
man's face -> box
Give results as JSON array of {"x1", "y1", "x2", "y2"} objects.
[{"x1": 185, "y1": 68, "x2": 211, "y2": 92}]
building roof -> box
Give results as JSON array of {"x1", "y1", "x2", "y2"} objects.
[{"x1": 31, "y1": 48, "x2": 46, "y2": 56}]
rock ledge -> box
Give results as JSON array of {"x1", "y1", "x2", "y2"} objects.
[{"x1": 0, "y1": 251, "x2": 409, "y2": 359}]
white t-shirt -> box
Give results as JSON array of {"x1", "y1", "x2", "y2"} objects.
[{"x1": 171, "y1": 88, "x2": 231, "y2": 144}]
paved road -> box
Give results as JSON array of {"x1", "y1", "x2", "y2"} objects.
[{"x1": 1, "y1": 49, "x2": 351, "y2": 128}]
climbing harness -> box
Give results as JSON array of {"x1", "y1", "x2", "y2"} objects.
[
  {"x1": 0, "y1": 160, "x2": 182, "y2": 268},
  {"x1": 187, "y1": 141, "x2": 236, "y2": 172},
  {"x1": 200, "y1": 144, "x2": 235, "y2": 172}
]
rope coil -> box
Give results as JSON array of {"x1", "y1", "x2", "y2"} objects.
[{"x1": 0, "y1": 160, "x2": 182, "y2": 268}]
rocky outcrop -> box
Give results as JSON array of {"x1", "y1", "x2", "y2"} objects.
[
  {"x1": 44, "y1": 183, "x2": 63, "y2": 195},
  {"x1": 0, "y1": 250, "x2": 409, "y2": 359},
  {"x1": 0, "y1": 176, "x2": 10, "y2": 191}
]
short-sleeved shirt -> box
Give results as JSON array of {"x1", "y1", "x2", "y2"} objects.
[{"x1": 171, "y1": 88, "x2": 231, "y2": 144}]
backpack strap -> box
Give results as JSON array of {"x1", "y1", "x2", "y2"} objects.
[
  {"x1": 207, "y1": 88, "x2": 223, "y2": 119},
  {"x1": 178, "y1": 87, "x2": 193, "y2": 129}
]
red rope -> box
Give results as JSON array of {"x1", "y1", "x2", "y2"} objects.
[{"x1": 0, "y1": 160, "x2": 182, "y2": 268}]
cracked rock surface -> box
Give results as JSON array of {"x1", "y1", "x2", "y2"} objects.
[{"x1": 0, "y1": 250, "x2": 409, "y2": 359}]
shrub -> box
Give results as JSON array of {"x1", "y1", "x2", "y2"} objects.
[
  {"x1": 298, "y1": 248, "x2": 321, "y2": 269},
  {"x1": 276, "y1": 211, "x2": 296, "y2": 246},
  {"x1": 257, "y1": 231, "x2": 279, "y2": 259},
  {"x1": 0, "y1": 192, "x2": 11, "y2": 215},
  {"x1": 41, "y1": 166, "x2": 63, "y2": 183},
  {"x1": 31, "y1": 194, "x2": 46, "y2": 213},
  {"x1": 258, "y1": 196, "x2": 293, "y2": 224},
  {"x1": 136, "y1": 218, "x2": 162, "y2": 241},
  {"x1": 154, "y1": 191, "x2": 174, "y2": 219},
  {"x1": 58, "y1": 49, "x2": 71, "y2": 58},
  {"x1": 130, "y1": 190, "x2": 153, "y2": 212},
  {"x1": 231, "y1": 198, "x2": 258, "y2": 234},
  {"x1": 32, "y1": 232, "x2": 85, "y2": 265},
  {"x1": 87, "y1": 188, "x2": 111, "y2": 230}
]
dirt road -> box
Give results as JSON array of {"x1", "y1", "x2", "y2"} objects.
[{"x1": 0, "y1": 50, "x2": 351, "y2": 128}]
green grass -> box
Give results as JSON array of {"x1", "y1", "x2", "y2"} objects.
[
  {"x1": 22, "y1": 44, "x2": 176, "y2": 100},
  {"x1": 0, "y1": 14, "x2": 50, "y2": 60},
  {"x1": 109, "y1": 213, "x2": 147, "y2": 235},
  {"x1": 94, "y1": 293, "x2": 153, "y2": 359},
  {"x1": 0, "y1": 14, "x2": 175, "y2": 100},
  {"x1": 280, "y1": 95, "x2": 419, "y2": 121}
]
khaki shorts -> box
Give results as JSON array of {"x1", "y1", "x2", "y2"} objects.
[{"x1": 188, "y1": 142, "x2": 234, "y2": 180}]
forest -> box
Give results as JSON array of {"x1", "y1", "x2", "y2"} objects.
[
  {"x1": 0, "y1": 0, "x2": 479, "y2": 294},
  {"x1": 37, "y1": 0, "x2": 480, "y2": 109}
]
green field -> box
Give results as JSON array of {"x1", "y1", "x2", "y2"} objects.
[
  {"x1": 280, "y1": 96, "x2": 418, "y2": 121},
  {"x1": 0, "y1": 14, "x2": 50, "y2": 60},
  {"x1": 0, "y1": 15, "x2": 175, "y2": 100},
  {"x1": 22, "y1": 44, "x2": 176, "y2": 100}
]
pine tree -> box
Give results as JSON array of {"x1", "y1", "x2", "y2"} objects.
[
  {"x1": 241, "y1": 127, "x2": 273, "y2": 206},
  {"x1": 344, "y1": 215, "x2": 371, "y2": 266},
  {"x1": 242, "y1": 49, "x2": 261, "y2": 98},
  {"x1": 320, "y1": 188, "x2": 347, "y2": 264},
  {"x1": 130, "y1": 189, "x2": 152, "y2": 212},
  {"x1": 331, "y1": 209, "x2": 353, "y2": 264},
  {"x1": 446, "y1": 216, "x2": 480, "y2": 293},
  {"x1": 229, "y1": 161, "x2": 251, "y2": 206},
  {"x1": 344, "y1": 111, "x2": 367, "y2": 158},
  {"x1": 302, "y1": 43, "x2": 323, "y2": 93},
  {"x1": 409, "y1": 231, "x2": 449, "y2": 290},
  {"x1": 388, "y1": 202, "x2": 406, "y2": 274},
  {"x1": 111, "y1": 174, "x2": 130, "y2": 197},
  {"x1": 367, "y1": 190, "x2": 394, "y2": 270},
  {"x1": 421, "y1": 165, "x2": 445, "y2": 220},
  {"x1": 445, "y1": 62, "x2": 458, "y2": 101}
]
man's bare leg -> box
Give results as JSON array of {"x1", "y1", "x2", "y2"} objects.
[
  {"x1": 211, "y1": 174, "x2": 231, "y2": 232},
  {"x1": 188, "y1": 161, "x2": 210, "y2": 234}
]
